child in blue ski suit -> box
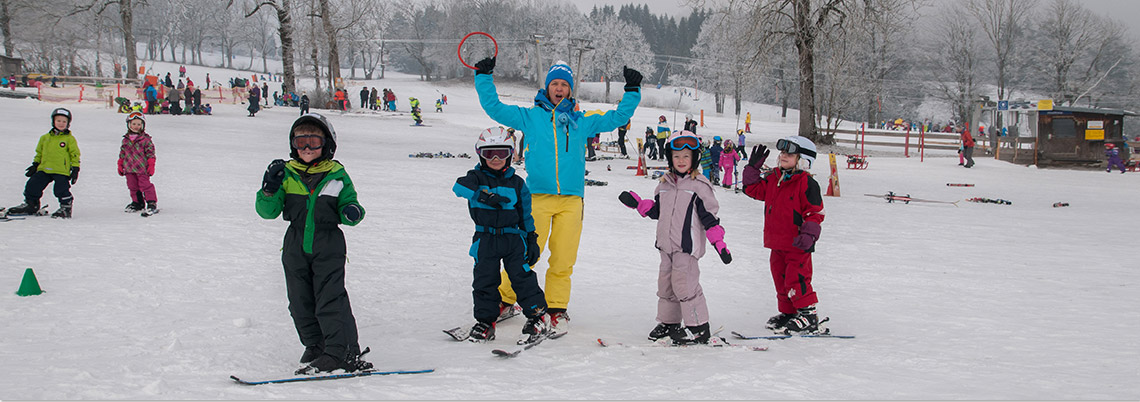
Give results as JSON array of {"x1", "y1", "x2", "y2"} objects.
[{"x1": 453, "y1": 127, "x2": 547, "y2": 344}]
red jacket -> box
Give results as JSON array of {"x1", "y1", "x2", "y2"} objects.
[
  {"x1": 961, "y1": 130, "x2": 975, "y2": 147},
  {"x1": 743, "y1": 169, "x2": 825, "y2": 252}
]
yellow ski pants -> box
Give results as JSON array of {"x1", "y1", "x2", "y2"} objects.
[{"x1": 499, "y1": 194, "x2": 582, "y2": 310}]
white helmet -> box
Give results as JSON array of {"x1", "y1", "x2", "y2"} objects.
[
  {"x1": 776, "y1": 135, "x2": 817, "y2": 170},
  {"x1": 475, "y1": 127, "x2": 515, "y2": 163}
]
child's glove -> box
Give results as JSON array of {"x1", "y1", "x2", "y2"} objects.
[
  {"x1": 477, "y1": 189, "x2": 509, "y2": 209},
  {"x1": 705, "y1": 225, "x2": 732, "y2": 264},
  {"x1": 262, "y1": 159, "x2": 286, "y2": 194},
  {"x1": 146, "y1": 158, "x2": 155, "y2": 176},
  {"x1": 117, "y1": 159, "x2": 126, "y2": 176},
  {"x1": 792, "y1": 221, "x2": 821, "y2": 252},
  {"x1": 525, "y1": 231, "x2": 541, "y2": 266},
  {"x1": 69, "y1": 166, "x2": 80, "y2": 184},
  {"x1": 618, "y1": 191, "x2": 654, "y2": 217},
  {"x1": 25, "y1": 162, "x2": 38, "y2": 177},
  {"x1": 474, "y1": 57, "x2": 496, "y2": 75},
  {"x1": 741, "y1": 145, "x2": 769, "y2": 187},
  {"x1": 342, "y1": 204, "x2": 363, "y2": 223}
]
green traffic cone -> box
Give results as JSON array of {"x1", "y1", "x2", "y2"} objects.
[{"x1": 16, "y1": 268, "x2": 43, "y2": 296}]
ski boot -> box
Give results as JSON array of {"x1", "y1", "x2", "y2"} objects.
[
  {"x1": 670, "y1": 322, "x2": 711, "y2": 345},
  {"x1": 648, "y1": 322, "x2": 681, "y2": 341},
  {"x1": 518, "y1": 314, "x2": 550, "y2": 345},
  {"x1": 298, "y1": 347, "x2": 373, "y2": 374},
  {"x1": 547, "y1": 310, "x2": 570, "y2": 337},
  {"x1": 51, "y1": 200, "x2": 72, "y2": 219},
  {"x1": 142, "y1": 201, "x2": 158, "y2": 216},
  {"x1": 783, "y1": 305, "x2": 823, "y2": 335},
  {"x1": 765, "y1": 312, "x2": 796, "y2": 333},
  {"x1": 124, "y1": 201, "x2": 144, "y2": 213},
  {"x1": 7, "y1": 201, "x2": 41, "y2": 215},
  {"x1": 468, "y1": 321, "x2": 495, "y2": 342},
  {"x1": 299, "y1": 341, "x2": 325, "y2": 364}
]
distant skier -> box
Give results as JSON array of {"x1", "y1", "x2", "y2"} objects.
[
  {"x1": 644, "y1": 126, "x2": 657, "y2": 160},
  {"x1": 1105, "y1": 143, "x2": 1126, "y2": 173},
  {"x1": 960, "y1": 127, "x2": 975, "y2": 168},
  {"x1": 452, "y1": 127, "x2": 547, "y2": 344},
  {"x1": 655, "y1": 116, "x2": 670, "y2": 160},
  {"x1": 709, "y1": 136, "x2": 723, "y2": 185},
  {"x1": 435, "y1": 98, "x2": 443, "y2": 112},
  {"x1": 619, "y1": 130, "x2": 733, "y2": 345},
  {"x1": 117, "y1": 112, "x2": 159, "y2": 215},
  {"x1": 7, "y1": 108, "x2": 81, "y2": 219},
  {"x1": 741, "y1": 136, "x2": 827, "y2": 335},
  {"x1": 409, "y1": 97, "x2": 423, "y2": 125},
  {"x1": 255, "y1": 113, "x2": 373, "y2": 374},
  {"x1": 684, "y1": 113, "x2": 697, "y2": 134},
  {"x1": 299, "y1": 92, "x2": 310, "y2": 116}
]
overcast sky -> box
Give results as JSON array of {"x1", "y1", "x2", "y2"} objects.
[{"x1": 565, "y1": 0, "x2": 1140, "y2": 28}]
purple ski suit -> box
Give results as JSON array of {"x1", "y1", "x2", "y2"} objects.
[{"x1": 1106, "y1": 148, "x2": 1126, "y2": 173}]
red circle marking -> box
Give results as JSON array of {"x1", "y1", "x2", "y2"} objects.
[{"x1": 458, "y1": 32, "x2": 499, "y2": 70}]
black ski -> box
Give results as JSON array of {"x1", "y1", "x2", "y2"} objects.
[
  {"x1": 443, "y1": 305, "x2": 522, "y2": 342},
  {"x1": 490, "y1": 332, "x2": 567, "y2": 358},
  {"x1": 731, "y1": 330, "x2": 855, "y2": 340},
  {"x1": 230, "y1": 368, "x2": 434, "y2": 385}
]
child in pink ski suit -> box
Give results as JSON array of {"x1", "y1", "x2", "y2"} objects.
[
  {"x1": 118, "y1": 112, "x2": 158, "y2": 214},
  {"x1": 619, "y1": 130, "x2": 733, "y2": 345},
  {"x1": 719, "y1": 140, "x2": 742, "y2": 188}
]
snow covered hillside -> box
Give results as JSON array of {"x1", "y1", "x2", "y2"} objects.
[{"x1": 1, "y1": 68, "x2": 1138, "y2": 400}]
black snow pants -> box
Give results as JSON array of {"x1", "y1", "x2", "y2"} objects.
[
  {"x1": 282, "y1": 224, "x2": 360, "y2": 360},
  {"x1": 470, "y1": 230, "x2": 546, "y2": 324},
  {"x1": 24, "y1": 171, "x2": 72, "y2": 206}
]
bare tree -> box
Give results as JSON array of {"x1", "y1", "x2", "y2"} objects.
[
  {"x1": 74, "y1": 0, "x2": 140, "y2": 79},
  {"x1": 585, "y1": 15, "x2": 655, "y2": 103},
  {"x1": 738, "y1": 0, "x2": 852, "y2": 144},
  {"x1": 965, "y1": 0, "x2": 1036, "y2": 104},
  {"x1": 927, "y1": 4, "x2": 981, "y2": 124},
  {"x1": 241, "y1": 0, "x2": 298, "y2": 94}
]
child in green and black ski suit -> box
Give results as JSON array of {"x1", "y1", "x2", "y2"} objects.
[{"x1": 255, "y1": 113, "x2": 373, "y2": 374}]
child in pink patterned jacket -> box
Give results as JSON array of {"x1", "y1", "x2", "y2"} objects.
[
  {"x1": 118, "y1": 112, "x2": 158, "y2": 215},
  {"x1": 618, "y1": 130, "x2": 733, "y2": 345}
]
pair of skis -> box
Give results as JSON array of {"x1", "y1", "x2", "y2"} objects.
[
  {"x1": 865, "y1": 192, "x2": 959, "y2": 206},
  {"x1": 0, "y1": 206, "x2": 50, "y2": 221}
]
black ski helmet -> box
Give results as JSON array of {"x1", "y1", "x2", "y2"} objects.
[
  {"x1": 51, "y1": 107, "x2": 72, "y2": 129},
  {"x1": 289, "y1": 113, "x2": 337, "y2": 163}
]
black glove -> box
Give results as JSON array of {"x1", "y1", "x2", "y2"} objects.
[
  {"x1": 623, "y1": 66, "x2": 642, "y2": 91},
  {"x1": 618, "y1": 191, "x2": 639, "y2": 208},
  {"x1": 69, "y1": 166, "x2": 80, "y2": 184},
  {"x1": 748, "y1": 144, "x2": 770, "y2": 170},
  {"x1": 262, "y1": 159, "x2": 286, "y2": 194},
  {"x1": 25, "y1": 162, "x2": 38, "y2": 177},
  {"x1": 474, "y1": 57, "x2": 496, "y2": 75},
  {"x1": 342, "y1": 204, "x2": 363, "y2": 222},
  {"x1": 525, "y1": 232, "x2": 541, "y2": 266},
  {"x1": 477, "y1": 189, "x2": 509, "y2": 209}
]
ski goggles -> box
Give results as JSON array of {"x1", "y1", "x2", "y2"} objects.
[
  {"x1": 775, "y1": 139, "x2": 817, "y2": 158},
  {"x1": 291, "y1": 135, "x2": 325, "y2": 150},
  {"x1": 478, "y1": 147, "x2": 513, "y2": 160},
  {"x1": 667, "y1": 135, "x2": 700, "y2": 151}
]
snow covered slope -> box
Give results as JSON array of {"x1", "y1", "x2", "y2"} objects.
[{"x1": 1, "y1": 68, "x2": 1137, "y2": 400}]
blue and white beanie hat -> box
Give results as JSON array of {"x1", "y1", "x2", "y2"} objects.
[{"x1": 545, "y1": 61, "x2": 574, "y2": 93}]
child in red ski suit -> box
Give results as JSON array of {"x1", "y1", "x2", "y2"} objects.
[
  {"x1": 741, "y1": 135, "x2": 826, "y2": 335},
  {"x1": 118, "y1": 112, "x2": 158, "y2": 215},
  {"x1": 619, "y1": 131, "x2": 733, "y2": 345}
]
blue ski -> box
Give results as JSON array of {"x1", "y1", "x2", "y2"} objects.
[
  {"x1": 230, "y1": 369, "x2": 434, "y2": 385},
  {"x1": 731, "y1": 330, "x2": 855, "y2": 340}
]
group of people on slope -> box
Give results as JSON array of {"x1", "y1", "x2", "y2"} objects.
[{"x1": 247, "y1": 55, "x2": 831, "y2": 375}]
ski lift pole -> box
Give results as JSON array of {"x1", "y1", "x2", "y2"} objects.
[
  {"x1": 905, "y1": 126, "x2": 910, "y2": 157},
  {"x1": 860, "y1": 122, "x2": 866, "y2": 158}
]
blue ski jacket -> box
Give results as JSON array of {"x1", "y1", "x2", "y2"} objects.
[{"x1": 475, "y1": 74, "x2": 640, "y2": 197}]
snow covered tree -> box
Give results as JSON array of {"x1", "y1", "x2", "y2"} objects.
[
  {"x1": 584, "y1": 15, "x2": 655, "y2": 103},
  {"x1": 924, "y1": 3, "x2": 982, "y2": 124}
]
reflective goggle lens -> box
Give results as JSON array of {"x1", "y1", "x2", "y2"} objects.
[
  {"x1": 479, "y1": 148, "x2": 513, "y2": 160},
  {"x1": 668, "y1": 136, "x2": 700, "y2": 150},
  {"x1": 292, "y1": 135, "x2": 325, "y2": 150},
  {"x1": 776, "y1": 139, "x2": 799, "y2": 154}
]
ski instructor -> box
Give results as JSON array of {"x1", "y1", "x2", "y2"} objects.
[{"x1": 473, "y1": 56, "x2": 642, "y2": 335}]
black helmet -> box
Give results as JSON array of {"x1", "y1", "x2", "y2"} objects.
[
  {"x1": 51, "y1": 107, "x2": 72, "y2": 128},
  {"x1": 289, "y1": 113, "x2": 337, "y2": 163}
]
